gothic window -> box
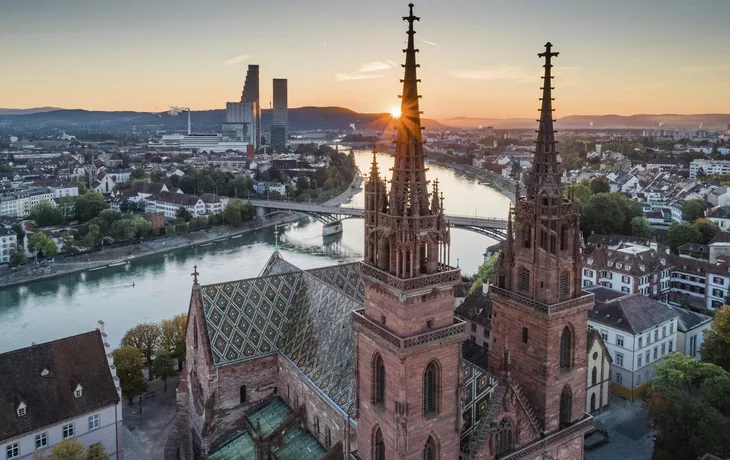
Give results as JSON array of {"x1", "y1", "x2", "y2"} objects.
[
  {"x1": 423, "y1": 361, "x2": 440, "y2": 416},
  {"x1": 522, "y1": 225, "x2": 531, "y2": 248},
  {"x1": 590, "y1": 393, "x2": 596, "y2": 412},
  {"x1": 560, "y1": 226, "x2": 568, "y2": 250},
  {"x1": 374, "y1": 427, "x2": 385, "y2": 460},
  {"x1": 423, "y1": 436, "x2": 436, "y2": 460},
  {"x1": 560, "y1": 385, "x2": 573, "y2": 429},
  {"x1": 496, "y1": 419, "x2": 513, "y2": 455},
  {"x1": 560, "y1": 326, "x2": 572, "y2": 369},
  {"x1": 559, "y1": 271, "x2": 569, "y2": 297},
  {"x1": 325, "y1": 426, "x2": 331, "y2": 448},
  {"x1": 372, "y1": 353, "x2": 386, "y2": 405},
  {"x1": 315, "y1": 416, "x2": 320, "y2": 435},
  {"x1": 591, "y1": 366, "x2": 597, "y2": 386},
  {"x1": 550, "y1": 234, "x2": 557, "y2": 254},
  {"x1": 240, "y1": 385, "x2": 246, "y2": 404},
  {"x1": 540, "y1": 229, "x2": 548, "y2": 250},
  {"x1": 519, "y1": 268, "x2": 530, "y2": 292}
]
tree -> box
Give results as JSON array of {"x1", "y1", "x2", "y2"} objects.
[
  {"x1": 9, "y1": 246, "x2": 27, "y2": 267},
  {"x1": 130, "y1": 167, "x2": 147, "y2": 180},
  {"x1": 563, "y1": 183, "x2": 592, "y2": 208},
  {"x1": 223, "y1": 200, "x2": 254, "y2": 227},
  {"x1": 694, "y1": 218, "x2": 719, "y2": 245},
  {"x1": 85, "y1": 443, "x2": 110, "y2": 460},
  {"x1": 682, "y1": 199, "x2": 708, "y2": 223},
  {"x1": 59, "y1": 233, "x2": 80, "y2": 255},
  {"x1": 29, "y1": 232, "x2": 58, "y2": 259},
  {"x1": 611, "y1": 193, "x2": 644, "y2": 235},
  {"x1": 470, "y1": 254, "x2": 499, "y2": 294},
  {"x1": 112, "y1": 346, "x2": 147, "y2": 404},
  {"x1": 81, "y1": 223, "x2": 103, "y2": 249},
  {"x1": 176, "y1": 206, "x2": 193, "y2": 221},
  {"x1": 11, "y1": 223, "x2": 24, "y2": 245},
  {"x1": 29, "y1": 201, "x2": 64, "y2": 227},
  {"x1": 75, "y1": 191, "x2": 107, "y2": 222},
  {"x1": 152, "y1": 350, "x2": 176, "y2": 392},
  {"x1": 121, "y1": 322, "x2": 161, "y2": 379},
  {"x1": 160, "y1": 314, "x2": 187, "y2": 370},
  {"x1": 668, "y1": 222, "x2": 702, "y2": 254},
  {"x1": 580, "y1": 194, "x2": 625, "y2": 237},
  {"x1": 701, "y1": 305, "x2": 730, "y2": 373},
  {"x1": 589, "y1": 177, "x2": 610, "y2": 194},
  {"x1": 108, "y1": 219, "x2": 137, "y2": 241},
  {"x1": 33, "y1": 438, "x2": 84, "y2": 460},
  {"x1": 630, "y1": 216, "x2": 654, "y2": 237}
]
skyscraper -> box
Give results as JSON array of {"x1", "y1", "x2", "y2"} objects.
[
  {"x1": 241, "y1": 64, "x2": 261, "y2": 150},
  {"x1": 271, "y1": 78, "x2": 288, "y2": 151}
]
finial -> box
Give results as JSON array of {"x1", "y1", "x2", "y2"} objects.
[
  {"x1": 191, "y1": 265, "x2": 199, "y2": 284},
  {"x1": 274, "y1": 224, "x2": 279, "y2": 251}
]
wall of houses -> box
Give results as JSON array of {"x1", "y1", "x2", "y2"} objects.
[{"x1": 585, "y1": 339, "x2": 610, "y2": 414}]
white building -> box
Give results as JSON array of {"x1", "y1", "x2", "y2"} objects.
[
  {"x1": 707, "y1": 206, "x2": 730, "y2": 231},
  {"x1": 145, "y1": 191, "x2": 205, "y2": 219},
  {"x1": 587, "y1": 287, "x2": 679, "y2": 399},
  {"x1": 586, "y1": 329, "x2": 612, "y2": 413},
  {"x1": 0, "y1": 228, "x2": 18, "y2": 264},
  {"x1": 253, "y1": 182, "x2": 287, "y2": 196},
  {"x1": 665, "y1": 304, "x2": 713, "y2": 360},
  {"x1": 0, "y1": 188, "x2": 56, "y2": 218},
  {"x1": 199, "y1": 194, "x2": 228, "y2": 215},
  {"x1": 0, "y1": 324, "x2": 123, "y2": 459},
  {"x1": 49, "y1": 183, "x2": 79, "y2": 199},
  {"x1": 689, "y1": 159, "x2": 730, "y2": 179}
]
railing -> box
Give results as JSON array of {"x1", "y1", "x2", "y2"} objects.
[
  {"x1": 500, "y1": 415, "x2": 594, "y2": 460},
  {"x1": 490, "y1": 286, "x2": 594, "y2": 317},
  {"x1": 360, "y1": 263, "x2": 461, "y2": 293},
  {"x1": 352, "y1": 309, "x2": 466, "y2": 353}
]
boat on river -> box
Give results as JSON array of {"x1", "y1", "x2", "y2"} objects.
[
  {"x1": 200, "y1": 242, "x2": 213, "y2": 247},
  {"x1": 231, "y1": 235, "x2": 242, "y2": 239},
  {"x1": 107, "y1": 261, "x2": 128, "y2": 267},
  {"x1": 88, "y1": 266, "x2": 107, "y2": 272}
]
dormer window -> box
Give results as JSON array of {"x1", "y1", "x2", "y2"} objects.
[
  {"x1": 625, "y1": 265, "x2": 632, "y2": 271},
  {"x1": 616, "y1": 263, "x2": 623, "y2": 269},
  {"x1": 587, "y1": 258, "x2": 594, "y2": 265},
  {"x1": 639, "y1": 264, "x2": 645, "y2": 272},
  {"x1": 17, "y1": 401, "x2": 27, "y2": 418},
  {"x1": 660, "y1": 258, "x2": 666, "y2": 265},
  {"x1": 607, "y1": 261, "x2": 614, "y2": 267},
  {"x1": 40, "y1": 368, "x2": 50, "y2": 377},
  {"x1": 74, "y1": 384, "x2": 83, "y2": 399}
]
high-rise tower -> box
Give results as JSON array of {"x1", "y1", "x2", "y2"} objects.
[
  {"x1": 241, "y1": 64, "x2": 261, "y2": 150},
  {"x1": 355, "y1": 4, "x2": 465, "y2": 460},
  {"x1": 490, "y1": 43, "x2": 593, "y2": 435},
  {"x1": 271, "y1": 78, "x2": 288, "y2": 151}
]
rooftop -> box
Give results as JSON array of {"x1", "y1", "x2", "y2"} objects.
[{"x1": 587, "y1": 288, "x2": 678, "y2": 334}]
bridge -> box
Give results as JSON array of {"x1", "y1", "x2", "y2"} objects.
[{"x1": 243, "y1": 199, "x2": 508, "y2": 240}]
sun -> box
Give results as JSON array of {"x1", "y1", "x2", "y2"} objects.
[{"x1": 390, "y1": 107, "x2": 401, "y2": 118}]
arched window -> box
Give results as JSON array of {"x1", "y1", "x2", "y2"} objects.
[
  {"x1": 423, "y1": 361, "x2": 440, "y2": 416},
  {"x1": 591, "y1": 366, "x2": 597, "y2": 385},
  {"x1": 590, "y1": 393, "x2": 596, "y2": 412},
  {"x1": 423, "y1": 436, "x2": 436, "y2": 460},
  {"x1": 374, "y1": 427, "x2": 385, "y2": 460},
  {"x1": 559, "y1": 271, "x2": 569, "y2": 297},
  {"x1": 560, "y1": 326, "x2": 572, "y2": 370},
  {"x1": 325, "y1": 426, "x2": 331, "y2": 448},
  {"x1": 240, "y1": 385, "x2": 246, "y2": 404},
  {"x1": 560, "y1": 385, "x2": 573, "y2": 429},
  {"x1": 496, "y1": 419, "x2": 513, "y2": 455},
  {"x1": 372, "y1": 353, "x2": 385, "y2": 405},
  {"x1": 519, "y1": 268, "x2": 530, "y2": 292}
]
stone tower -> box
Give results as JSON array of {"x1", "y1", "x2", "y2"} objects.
[
  {"x1": 356, "y1": 4, "x2": 466, "y2": 459},
  {"x1": 490, "y1": 43, "x2": 593, "y2": 434}
]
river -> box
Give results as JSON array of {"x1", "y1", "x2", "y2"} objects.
[{"x1": 0, "y1": 151, "x2": 510, "y2": 352}]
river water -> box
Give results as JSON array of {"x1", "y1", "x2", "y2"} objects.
[{"x1": 0, "y1": 151, "x2": 510, "y2": 352}]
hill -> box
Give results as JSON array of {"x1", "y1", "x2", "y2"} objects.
[
  {"x1": 0, "y1": 107, "x2": 63, "y2": 115},
  {"x1": 437, "y1": 114, "x2": 730, "y2": 130}
]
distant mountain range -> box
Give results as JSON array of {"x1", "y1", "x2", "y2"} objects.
[{"x1": 2, "y1": 107, "x2": 729, "y2": 131}]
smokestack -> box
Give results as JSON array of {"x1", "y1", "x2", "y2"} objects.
[{"x1": 187, "y1": 110, "x2": 191, "y2": 135}]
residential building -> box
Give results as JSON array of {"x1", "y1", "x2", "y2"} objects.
[
  {"x1": 665, "y1": 304, "x2": 713, "y2": 360},
  {"x1": 0, "y1": 188, "x2": 56, "y2": 218},
  {"x1": 253, "y1": 182, "x2": 286, "y2": 196},
  {"x1": 586, "y1": 329, "x2": 612, "y2": 413},
  {"x1": 670, "y1": 245, "x2": 730, "y2": 311},
  {"x1": 690, "y1": 159, "x2": 730, "y2": 179},
  {"x1": 454, "y1": 290, "x2": 493, "y2": 351},
  {"x1": 707, "y1": 206, "x2": 730, "y2": 231},
  {"x1": 0, "y1": 325, "x2": 123, "y2": 459},
  {"x1": 144, "y1": 192, "x2": 205, "y2": 219},
  {"x1": 587, "y1": 287, "x2": 679, "y2": 400},
  {"x1": 199, "y1": 194, "x2": 228, "y2": 215},
  {"x1": 0, "y1": 228, "x2": 18, "y2": 264}
]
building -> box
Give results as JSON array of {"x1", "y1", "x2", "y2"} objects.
[
  {"x1": 253, "y1": 182, "x2": 286, "y2": 196},
  {"x1": 665, "y1": 304, "x2": 713, "y2": 360},
  {"x1": 271, "y1": 79, "x2": 288, "y2": 151},
  {"x1": 0, "y1": 227, "x2": 18, "y2": 264},
  {"x1": 707, "y1": 206, "x2": 730, "y2": 231},
  {"x1": 153, "y1": 134, "x2": 248, "y2": 153},
  {"x1": 586, "y1": 330, "x2": 611, "y2": 413},
  {"x1": 587, "y1": 287, "x2": 678, "y2": 400},
  {"x1": 690, "y1": 159, "x2": 730, "y2": 179},
  {"x1": 167, "y1": 17, "x2": 591, "y2": 460},
  {"x1": 0, "y1": 188, "x2": 56, "y2": 218},
  {"x1": 199, "y1": 193, "x2": 228, "y2": 215},
  {"x1": 223, "y1": 102, "x2": 258, "y2": 149},
  {"x1": 144, "y1": 191, "x2": 205, "y2": 219},
  {"x1": 454, "y1": 290, "x2": 493, "y2": 351},
  {"x1": 0, "y1": 325, "x2": 123, "y2": 459},
  {"x1": 241, "y1": 64, "x2": 261, "y2": 149}
]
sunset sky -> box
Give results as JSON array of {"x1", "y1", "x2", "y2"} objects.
[{"x1": 2, "y1": 0, "x2": 729, "y2": 119}]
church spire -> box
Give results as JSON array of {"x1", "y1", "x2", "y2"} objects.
[
  {"x1": 399, "y1": 3, "x2": 422, "y2": 140},
  {"x1": 526, "y1": 42, "x2": 561, "y2": 199}
]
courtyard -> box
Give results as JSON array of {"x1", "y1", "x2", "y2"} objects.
[
  {"x1": 586, "y1": 396, "x2": 654, "y2": 460},
  {"x1": 122, "y1": 376, "x2": 180, "y2": 460}
]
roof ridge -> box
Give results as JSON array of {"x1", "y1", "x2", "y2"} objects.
[{"x1": 0, "y1": 330, "x2": 100, "y2": 357}]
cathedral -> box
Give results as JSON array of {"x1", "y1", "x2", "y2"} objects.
[{"x1": 168, "y1": 4, "x2": 594, "y2": 459}]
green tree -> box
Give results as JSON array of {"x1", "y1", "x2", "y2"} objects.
[
  {"x1": 29, "y1": 232, "x2": 58, "y2": 258},
  {"x1": 682, "y1": 199, "x2": 708, "y2": 223},
  {"x1": 611, "y1": 193, "x2": 643, "y2": 234},
  {"x1": 130, "y1": 167, "x2": 147, "y2": 180},
  {"x1": 668, "y1": 222, "x2": 702, "y2": 254},
  {"x1": 81, "y1": 223, "x2": 103, "y2": 249},
  {"x1": 85, "y1": 444, "x2": 110, "y2": 460},
  {"x1": 223, "y1": 201, "x2": 250, "y2": 227},
  {"x1": 693, "y1": 218, "x2": 719, "y2": 245},
  {"x1": 563, "y1": 183, "x2": 592, "y2": 208},
  {"x1": 470, "y1": 254, "x2": 499, "y2": 294},
  {"x1": 589, "y1": 177, "x2": 610, "y2": 194},
  {"x1": 701, "y1": 305, "x2": 730, "y2": 373},
  {"x1": 580, "y1": 194, "x2": 625, "y2": 237},
  {"x1": 121, "y1": 322, "x2": 161, "y2": 380},
  {"x1": 29, "y1": 201, "x2": 64, "y2": 227},
  {"x1": 176, "y1": 206, "x2": 193, "y2": 221},
  {"x1": 630, "y1": 216, "x2": 654, "y2": 237},
  {"x1": 59, "y1": 233, "x2": 80, "y2": 255},
  {"x1": 11, "y1": 223, "x2": 24, "y2": 245},
  {"x1": 9, "y1": 246, "x2": 27, "y2": 267},
  {"x1": 75, "y1": 191, "x2": 107, "y2": 222},
  {"x1": 160, "y1": 314, "x2": 187, "y2": 370},
  {"x1": 33, "y1": 438, "x2": 85, "y2": 460},
  {"x1": 152, "y1": 350, "x2": 176, "y2": 392},
  {"x1": 108, "y1": 219, "x2": 137, "y2": 241},
  {"x1": 112, "y1": 346, "x2": 147, "y2": 404}
]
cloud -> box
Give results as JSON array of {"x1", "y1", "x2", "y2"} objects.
[
  {"x1": 358, "y1": 61, "x2": 392, "y2": 72},
  {"x1": 420, "y1": 40, "x2": 439, "y2": 47},
  {"x1": 451, "y1": 65, "x2": 538, "y2": 83},
  {"x1": 223, "y1": 54, "x2": 250, "y2": 66},
  {"x1": 386, "y1": 59, "x2": 398, "y2": 67},
  {"x1": 681, "y1": 65, "x2": 729, "y2": 73},
  {"x1": 335, "y1": 73, "x2": 384, "y2": 81}
]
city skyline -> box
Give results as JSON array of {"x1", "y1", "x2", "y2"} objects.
[{"x1": 2, "y1": 0, "x2": 729, "y2": 118}]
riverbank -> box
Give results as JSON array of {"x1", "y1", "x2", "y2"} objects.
[
  {"x1": 0, "y1": 213, "x2": 300, "y2": 290},
  {"x1": 425, "y1": 157, "x2": 517, "y2": 203}
]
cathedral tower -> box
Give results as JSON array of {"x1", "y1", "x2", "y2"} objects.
[
  {"x1": 490, "y1": 43, "x2": 593, "y2": 434},
  {"x1": 356, "y1": 4, "x2": 466, "y2": 459}
]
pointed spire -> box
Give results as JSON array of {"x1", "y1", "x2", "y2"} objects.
[
  {"x1": 399, "y1": 3, "x2": 422, "y2": 140},
  {"x1": 274, "y1": 224, "x2": 279, "y2": 251},
  {"x1": 526, "y1": 42, "x2": 561, "y2": 199},
  {"x1": 191, "y1": 265, "x2": 199, "y2": 285},
  {"x1": 368, "y1": 149, "x2": 380, "y2": 184}
]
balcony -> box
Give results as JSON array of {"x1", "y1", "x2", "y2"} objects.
[
  {"x1": 352, "y1": 309, "x2": 466, "y2": 353},
  {"x1": 360, "y1": 262, "x2": 461, "y2": 294},
  {"x1": 490, "y1": 286, "x2": 594, "y2": 317}
]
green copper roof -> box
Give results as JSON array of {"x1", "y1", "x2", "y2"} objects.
[
  {"x1": 207, "y1": 431, "x2": 255, "y2": 460},
  {"x1": 246, "y1": 397, "x2": 292, "y2": 439},
  {"x1": 273, "y1": 425, "x2": 328, "y2": 460}
]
